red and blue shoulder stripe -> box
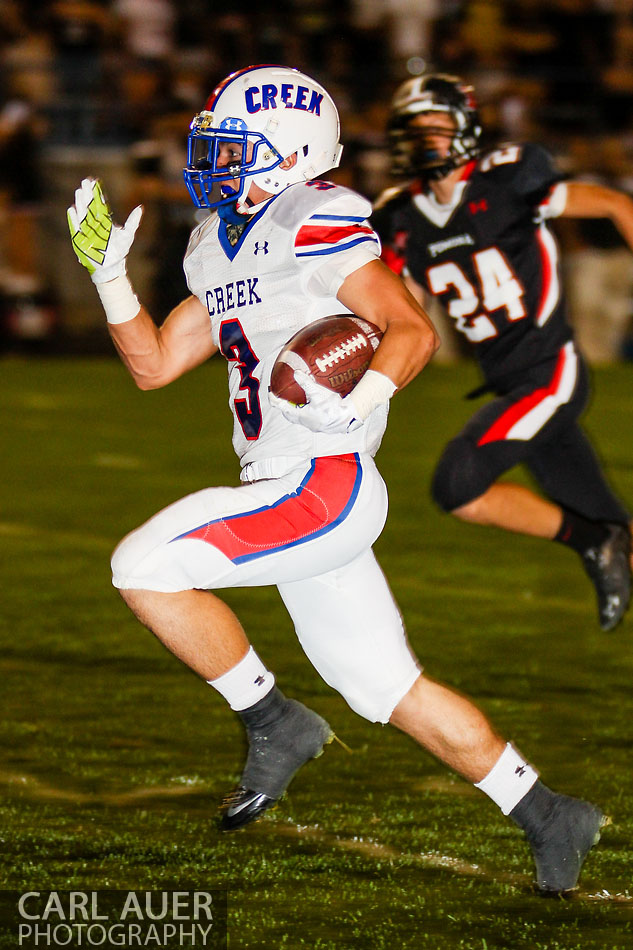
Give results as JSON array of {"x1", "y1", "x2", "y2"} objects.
[{"x1": 295, "y1": 213, "x2": 379, "y2": 259}]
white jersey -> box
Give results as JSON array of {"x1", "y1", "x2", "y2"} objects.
[{"x1": 183, "y1": 181, "x2": 387, "y2": 476}]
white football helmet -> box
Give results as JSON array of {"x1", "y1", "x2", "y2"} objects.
[{"x1": 184, "y1": 64, "x2": 343, "y2": 209}]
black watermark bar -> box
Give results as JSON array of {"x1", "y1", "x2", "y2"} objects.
[{"x1": 0, "y1": 890, "x2": 227, "y2": 949}]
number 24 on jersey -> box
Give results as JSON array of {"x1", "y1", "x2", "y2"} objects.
[{"x1": 428, "y1": 246, "x2": 526, "y2": 342}]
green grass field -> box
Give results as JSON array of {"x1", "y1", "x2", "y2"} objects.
[{"x1": 1, "y1": 355, "x2": 633, "y2": 949}]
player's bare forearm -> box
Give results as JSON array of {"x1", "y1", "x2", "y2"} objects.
[
  {"x1": 109, "y1": 295, "x2": 217, "y2": 390},
  {"x1": 108, "y1": 305, "x2": 165, "y2": 387},
  {"x1": 562, "y1": 181, "x2": 633, "y2": 252},
  {"x1": 369, "y1": 306, "x2": 439, "y2": 390},
  {"x1": 337, "y1": 259, "x2": 440, "y2": 390}
]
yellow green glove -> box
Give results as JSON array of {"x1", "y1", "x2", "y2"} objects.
[{"x1": 67, "y1": 178, "x2": 142, "y2": 284}]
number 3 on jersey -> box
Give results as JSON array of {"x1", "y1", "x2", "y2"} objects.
[
  {"x1": 219, "y1": 319, "x2": 262, "y2": 440},
  {"x1": 428, "y1": 247, "x2": 526, "y2": 342}
]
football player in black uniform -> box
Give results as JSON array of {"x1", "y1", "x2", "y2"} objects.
[{"x1": 373, "y1": 74, "x2": 633, "y2": 631}]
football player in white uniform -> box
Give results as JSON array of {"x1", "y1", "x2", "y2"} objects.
[{"x1": 68, "y1": 65, "x2": 605, "y2": 894}]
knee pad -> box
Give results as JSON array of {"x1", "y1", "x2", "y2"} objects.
[
  {"x1": 110, "y1": 522, "x2": 180, "y2": 591},
  {"x1": 431, "y1": 435, "x2": 496, "y2": 512},
  {"x1": 110, "y1": 528, "x2": 148, "y2": 588},
  {"x1": 335, "y1": 668, "x2": 420, "y2": 724},
  {"x1": 111, "y1": 523, "x2": 233, "y2": 593}
]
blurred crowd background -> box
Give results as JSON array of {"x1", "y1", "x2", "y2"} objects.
[{"x1": 3, "y1": 0, "x2": 633, "y2": 363}]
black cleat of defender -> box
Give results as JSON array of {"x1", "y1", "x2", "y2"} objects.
[
  {"x1": 526, "y1": 793, "x2": 608, "y2": 896},
  {"x1": 220, "y1": 699, "x2": 333, "y2": 831},
  {"x1": 582, "y1": 523, "x2": 631, "y2": 631}
]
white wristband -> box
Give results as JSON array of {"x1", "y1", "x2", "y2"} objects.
[
  {"x1": 348, "y1": 369, "x2": 397, "y2": 420},
  {"x1": 96, "y1": 274, "x2": 141, "y2": 324}
]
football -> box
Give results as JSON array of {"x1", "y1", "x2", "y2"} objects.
[{"x1": 270, "y1": 315, "x2": 383, "y2": 405}]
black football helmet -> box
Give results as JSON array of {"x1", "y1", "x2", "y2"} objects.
[{"x1": 388, "y1": 73, "x2": 482, "y2": 181}]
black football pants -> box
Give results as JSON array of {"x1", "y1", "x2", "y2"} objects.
[{"x1": 431, "y1": 346, "x2": 630, "y2": 525}]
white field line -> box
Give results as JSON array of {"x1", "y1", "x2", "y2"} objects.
[
  {"x1": 0, "y1": 769, "x2": 210, "y2": 806},
  {"x1": 0, "y1": 769, "x2": 629, "y2": 903},
  {"x1": 264, "y1": 819, "x2": 632, "y2": 904}
]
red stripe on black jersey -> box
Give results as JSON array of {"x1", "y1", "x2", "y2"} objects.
[
  {"x1": 381, "y1": 245, "x2": 406, "y2": 275},
  {"x1": 459, "y1": 159, "x2": 478, "y2": 181}
]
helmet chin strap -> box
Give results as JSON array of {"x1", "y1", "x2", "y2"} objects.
[
  {"x1": 217, "y1": 186, "x2": 247, "y2": 223},
  {"x1": 216, "y1": 150, "x2": 299, "y2": 218},
  {"x1": 425, "y1": 157, "x2": 463, "y2": 182},
  {"x1": 218, "y1": 184, "x2": 276, "y2": 222}
]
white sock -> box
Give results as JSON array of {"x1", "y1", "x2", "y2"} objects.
[
  {"x1": 475, "y1": 743, "x2": 539, "y2": 815},
  {"x1": 208, "y1": 647, "x2": 275, "y2": 711}
]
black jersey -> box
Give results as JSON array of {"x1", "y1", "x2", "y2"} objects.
[{"x1": 372, "y1": 143, "x2": 572, "y2": 388}]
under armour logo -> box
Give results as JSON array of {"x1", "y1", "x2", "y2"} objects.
[
  {"x1": 515, "y1": 765, "x2": 526, "y2": 777},
  {"x1": 254, "y1": 675, "x2": 265, "y2": 686},
  {"x1": 254, "y1": 241, "x2": 269, "y2": 255},
  {"x1": 469, "y1": 199, "x2": 488, "y2": 214},
  {"x1": 220, "y1": 116, "x2": 247, "y2": 132}
]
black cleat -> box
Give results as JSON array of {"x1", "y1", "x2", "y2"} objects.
[
  {"x1": 220, "y1": 787, "x2": 276, "y2": 829},
  {"x1": 527, "y1": 794, "x2": 608, "y2": 896},
  {"x1": 582, "y1": 523, "x2": 631, "y2": 631},
  {"x1": 220, "y1": 698, "x2": 333, "y2": 831}
]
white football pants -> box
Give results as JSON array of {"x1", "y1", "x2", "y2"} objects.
[{"x1": 111, "y1": 453, "x2": 420, "y2": 722}]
